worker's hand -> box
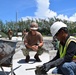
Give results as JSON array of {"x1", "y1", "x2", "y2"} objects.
[
  {"x1": 40, "y1": 58, "x2": 64, "y2": 72},
  {"x1": 35, "y1": 65, "x2": 47, "y2": 75},
  {"x1": 43, "y1": 63, "x2": 51, "y2": 72},
  {"x1": 31, "y1": 45, "x2": 38, "y2": 51},
  {"x1": 40, "y1": 62, "x2": 54, "y2": 72}
]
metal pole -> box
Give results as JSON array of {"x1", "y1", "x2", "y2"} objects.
[
  {"x1": 16, "y1": 11, "x2": 18, "y2": 36},
  {"x1": 25, "y1": 68, "x2": 36, "y2": 70}
]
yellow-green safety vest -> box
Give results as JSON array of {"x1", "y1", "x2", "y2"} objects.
[{"x1": 59, "y1": 36, "x2": 76, "y2": 59}]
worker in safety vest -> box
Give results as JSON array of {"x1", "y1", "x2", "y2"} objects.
[{"x1": 36, "y1": 21, "x2": 76, "y2": 75}]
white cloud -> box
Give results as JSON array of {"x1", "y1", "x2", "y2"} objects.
[
  {"x1": 22, "y1": 0, "x2": 57, "y2": 20},
  {"x1": 69, "y1": 13, "x2": 76, "y2": 22},
  {"x1": 57, "y1": 14, "x2": 69, "y2": 20},
  {"x1": 21, "y1": 16, "x2": 33, "y2": 21},
  {"x1": 22, "y1": 0, "x2": 76, "y2": 22},
  {"x1": 21, "y1": 16, "x2": 39, "y2": 21},
  {"x1": 56, "y1": 13, "x2": 76, "y2": 22},
  {"x1": 35, "y1": 0, "x2": 57, "y2": 18}
]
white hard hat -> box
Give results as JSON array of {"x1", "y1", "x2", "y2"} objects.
[
  {"x1": 30, "y1": 22, "x2": 38, "y2": 30},
  {"x1": 50, "y1": 21, "x2": 67, "y2": 37}
]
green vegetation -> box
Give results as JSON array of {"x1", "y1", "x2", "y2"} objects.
[
  {"x1": 0, "y1": 31, "x2": 8, "y2": 38},
  {"x1": 0, "y1": 17, "x2": 76, "y2": 36}
]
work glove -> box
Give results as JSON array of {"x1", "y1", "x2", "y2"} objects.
[
  {"x1": 35, "y1": 58, "x2": 64, "y2": 75},
  {"x1": 42, "y1": 62, "x2": 54, "y2": 72},
  {"x1": 44, "y1": 58, "x2": 65, "y2": 71},
  {"x1": 35, "y1": 62, "x2": 54, "y2": 75},
  {"x1": 35, "y1": 65, "x2": 47, "y2": 75},
  {"x1": 43, "y1": 58, "x2": 65, "y2": 72},
  {"x1": 39, "y1": 58, "x2": 64, "y2": 72}
]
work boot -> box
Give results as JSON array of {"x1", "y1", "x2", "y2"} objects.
[
  {"x1": 34, "y1": 54, "x2": 41, "y2": 62},
  {"x1": 25, "y1": 55, "x2": 30, "y2": 63}
]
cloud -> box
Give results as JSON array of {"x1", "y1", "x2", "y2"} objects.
[
  {"x1": 22, "y1": 0, "x2": 76, "y2": 22},
  {"x1": 21, "y1": 16, "x2": 40, "y2": 22},
  {"x1": 57, "y1": 14, "x2": 69, "y2": 21},
  {"x1": 35, "y1": 0, "x2": 57, "y2": 18},
  {"x1": 22, "y1": 0, "x2": 57, "y2": 20},
  {"x1": 69, "y1": 13, "x2": 76, "y2": 22},
  {"x1": 56, "y1": 13, "x2": 76, "y2": 22}
]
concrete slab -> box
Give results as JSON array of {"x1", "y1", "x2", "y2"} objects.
[
  {"x1": 0, "y1": 37, "x2": 57, "y2": 75},
  {"x1": 0, "y1": 51, "x2": 50, "y2": 75}
]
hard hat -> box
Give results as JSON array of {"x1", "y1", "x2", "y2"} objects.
[
  {"x1": 30, "y1": 22, "x2": 38, "y2": 30},
  {"x1": 50, "y1": 21, "x2": 67, "y2": 37}
]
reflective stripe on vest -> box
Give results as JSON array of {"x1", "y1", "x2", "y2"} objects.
[{"x1": 59, "y1": 36, "x2": 76, "y2": 58}]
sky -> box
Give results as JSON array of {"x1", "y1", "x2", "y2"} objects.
[{"x1": 0, "y1": 0, "x2": 76, "y2": 23}]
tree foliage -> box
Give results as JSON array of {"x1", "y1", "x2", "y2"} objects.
[{"x1": 0, "y1": 17, "x2": 76, "y2": 36}]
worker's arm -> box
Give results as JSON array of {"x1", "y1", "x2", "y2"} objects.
[
  {"x1": 38, "y1": 40, "x2": 43, "y2": 48},
  {"x1": 36, "y1": 58, "x2": 64, "y2": 74},
  {"x1": 24, "y1": 39, "x2": 33, "y2": 49},
  {"x1": 39, "y1": 41, "x2": 76, "y2": 72},
  {"x1": 38, "y1": 33, "x2": 43, "y2": 48},
  {"x1": 24, "y1": 38, "x2": 43, "y2": 50}
]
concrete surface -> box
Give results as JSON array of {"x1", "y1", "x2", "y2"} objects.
[{"x1": 0, "y1": 36, "x2": 57, "y2": 75}]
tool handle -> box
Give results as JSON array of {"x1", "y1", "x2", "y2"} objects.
[{"x1": 26, "y1": 68, "x2": 36, "y2": 70}]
